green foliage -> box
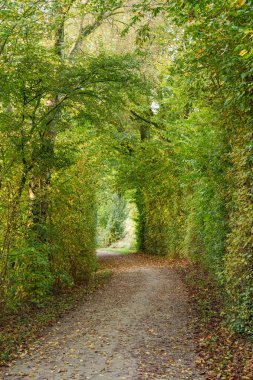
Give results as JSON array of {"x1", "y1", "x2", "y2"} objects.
[
  {"x1": 1, "y1": 0, "x2": 253, "y2": 340},
  {"x1": 178, "y1": 108, "x2": 229, "y2": 274},
  {"x1": 224, "y1": 126, "x2": 253, "y2": 336},
  {"x1": 49, "y1": 154, "x2": 98, "y2": 287},
  {"x1": 0, "y1": 1, "x2": 146, "y2": 311},
  {"x1": 117, "y1": 135, "x2": 182, "y2": 256},
  {"x1": 123, "y1": 0, "x2": 253, "y2": 336},
  {"x1": 134, "y1": 0, "x2": 253, "y2": 336},
  {"x1": 7, "y1": 241, "x2": 54, "y2": 307},
  {"x1": 97, "y1": 193, "x2": 128, "y2": 247}
]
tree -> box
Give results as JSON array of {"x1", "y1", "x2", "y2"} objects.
[{"x1": 0, "y1": 0, "x2": 147, "y2": 307}]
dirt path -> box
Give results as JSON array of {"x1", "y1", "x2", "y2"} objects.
[{"x1": 1, "y1": 253, "x2": 205, "y2": 380}]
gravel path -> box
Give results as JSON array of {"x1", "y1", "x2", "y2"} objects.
[{"x1": 1, "y1": 253, "x2": 205, "y2": 380}]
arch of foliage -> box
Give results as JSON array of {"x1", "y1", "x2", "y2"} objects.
[{"x1": 0, "y1": 0, "x2": 253, "y2": 339}]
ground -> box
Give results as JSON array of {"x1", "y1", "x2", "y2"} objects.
[{"x1": 0, "y1": 253, "x2": 205, "y2": 380}]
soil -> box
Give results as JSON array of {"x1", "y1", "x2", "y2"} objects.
[{"x1": 0, "y1": 253, "x2": 206, "y2": 380}]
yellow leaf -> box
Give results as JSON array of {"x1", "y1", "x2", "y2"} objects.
[
  {"x1": 239, "y1": 49, "x2": 248, "y2": 56},
  {"x1": 237, "y1": 0, "x2": 245, "y2": 6},
  {"x1": 244, "y1": 30, "x2": 253, "y2": 35},
  {"x1": 230, "y1": 0, "x2": 245, "y2": 7}
]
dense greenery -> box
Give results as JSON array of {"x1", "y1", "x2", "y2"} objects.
[
  {"x1": 132, "y1": 0, "x2": 253, "y2": 336},
  {"x1": 0, "y1": 0, "x2": 253, "y2": 339},
  {"x1": 0, "y1": 0, "x2": 143, "y2": 309}
]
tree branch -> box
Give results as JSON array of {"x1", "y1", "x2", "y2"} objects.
[
  {"x1": 130, "y1": 110, "x2": 161, "y2": 129},
  {"x1": 68, "y1": 8, "x2": 123, "y2": 58}
]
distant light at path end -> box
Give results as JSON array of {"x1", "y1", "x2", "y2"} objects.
[{"x1": 151, "y1": 101, "x2": 160, "y2": 114}]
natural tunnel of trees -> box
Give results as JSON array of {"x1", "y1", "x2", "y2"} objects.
[{"x1": 0, "y1": 0, "x2": 253, "y2": 340}]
